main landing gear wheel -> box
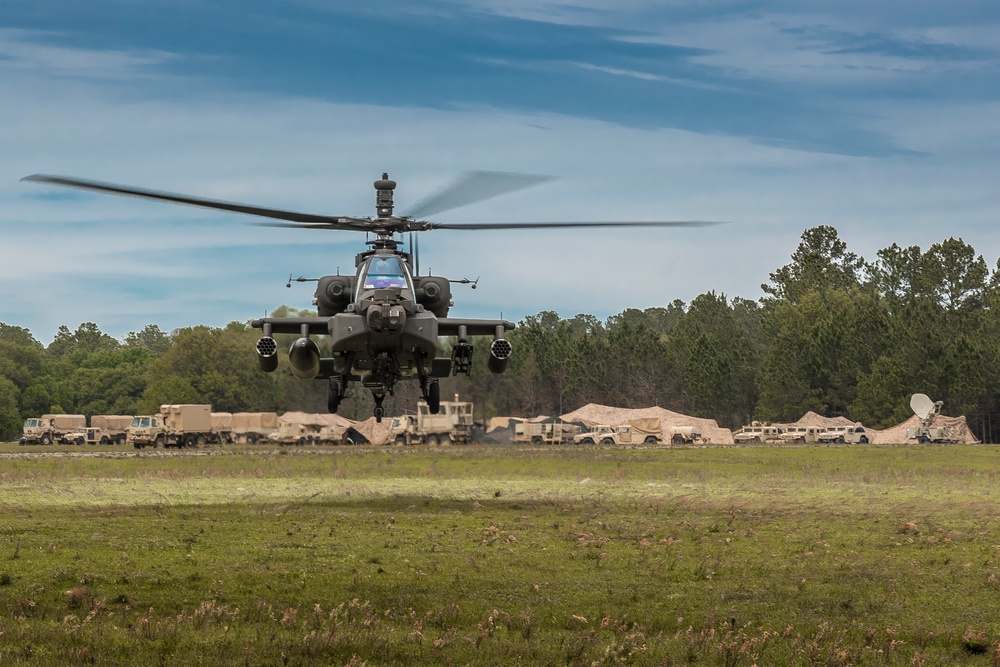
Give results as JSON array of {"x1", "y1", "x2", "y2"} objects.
[{"x1": 427, "y1": 380, "x2": 440, "y2": 414}]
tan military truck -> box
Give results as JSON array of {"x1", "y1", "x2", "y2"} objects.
[
  {"x1": 816, "y1": 425, "x2": 870, "y2": 444},
  {"x1": 574, "y1": 419, "x2": 663, "y2": 445},
  {"x1": 389, "y1": 398, "x2": 475, "y2": 445},
  {"x1": 733, "y1": 423, "x2": 784, "y2": 444},
  {"x1": 128, "y1": 404, "x2": 219, "y2": 449},
  {"x1": 20, "y1": 414, "x2": 87, "y2": 445},
  {"x1": 511, "y1": 421, "x2": 582, "y2": 444},
  {"x1": 776, "y1": 426, "x2": 821, "y2": 444}
]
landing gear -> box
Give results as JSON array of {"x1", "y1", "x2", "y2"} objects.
[
  {"x1": 373, "y1": 393, "x2": 385, "y2": 423},
  {"x1": 427, "y1": 379, "x2": 440, "y2": 414},
  {"x1": 328, "y1": 375, "x2": 345, "y2": 413}
]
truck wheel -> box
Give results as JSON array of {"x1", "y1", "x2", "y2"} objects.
[
  {"x1": 644, "y1": 435, "x2": 658, "y2": 444},
  {"x1": 672, "y1": 434, "x2": 684, "y2": 444},
  {"x1": 41, "y1": 434, "x2": 51, "y2": 446},
  {"x1": 100, "y1": 436, "x2": 110, "y2": 445},
  {"x1": 297, "y1": 437, "x2": 306, "y2": 446},
  {"x1": 601, "y1": 437, "x2": 614, "y2": 445},
  {"x1": 426, "y1": 434, "x2": 439, "y2": 446},
  {"x1": 75, "y1": 437, "x2": 85, "y2": 445},
  {"x1": 247, "y1": 433, "x2": 258, "y2": 445},
  {"x1": 859, "y1": 436, "x2": 869, "y2": 444},
  {"x1": 580, "y1": 438, "x2": 594, "y2": 445},
  {"x1": 155, "y1": 435, "x2": 164, "y2": 448},
  {"x1": 394, "y1": 436, "x2": 406, "y2": 446},
  {"x1": 531, "y1": 436, "x2": 543, "y2": 445},
  {"x1": 836, "y1": 436, "x2": 845, "y2": 444},
  {"x1": 197, "y1": 435, "x2": 207, "y2": 447}
]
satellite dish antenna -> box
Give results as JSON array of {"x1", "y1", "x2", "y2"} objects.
[{"x1": 910, "y1": 393, "x2": 935, "y2": 421}]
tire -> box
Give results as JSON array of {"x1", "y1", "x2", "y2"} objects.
[
  {"x1": 672, "y1": 434, "x2": 684, "y2": 444},
  {"x1": 531, "y1": 436, "x2": 543, "y2": 445},
  {"x1": 601, "y1": 437, "x2": 614, "y2": 445},
  {"x1": 297, "y1": 437, "x2": 306, "y2": 446},
  {"x1": 100, "y1": 436, "x2": 110, "y2": 445},
  {"x1": 428, "y1": 381, "x2": 441, "y2": 414},
  {"x1": 580, "y1": 438, "x2": 594, "y2": 445},
  {"x1": 155, "y1": 435, "x2": 165, "y2": 449},
  {"x1": 41, "y1": 434, "x2": 51, "y2": 446},
  {"x1": 644, "y1": 436, "x2": 658, "y2": 444},
  {"x1": 836, "y1": 436, "x2": 845, "y2": 444},
  {"x1": 426, "y1": 434, "x2": 439, "y2": 446},
  {"x1": 75, "y1": 437, "x2": 85, "y2": 445},
  {"x1": 859, "y1": 436, "x2": 869, "y2": 444},
  {"x1": 395, "y1": 435, "x2": 406, "y2": 446}
]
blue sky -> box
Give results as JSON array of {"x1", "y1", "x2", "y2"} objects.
[{"x1": 2, "y1": 0, "x2": 999, "y2": 342}]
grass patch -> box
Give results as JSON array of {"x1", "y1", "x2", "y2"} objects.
[{"x1": 1, "y1": 444, "x2": 999, "y2": 665}]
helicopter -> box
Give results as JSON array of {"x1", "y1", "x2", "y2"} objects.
[{"x1": 22, "y1": 171, "x2": 722, "y2": 421}]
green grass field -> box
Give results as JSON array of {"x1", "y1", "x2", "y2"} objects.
[{"x1": 1, "y1": 442, "x2": 999, "y2": 666}]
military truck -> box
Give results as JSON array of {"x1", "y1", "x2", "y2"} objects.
[
  {"x1": 733, "y1": 423, "x2": 784, "y2": 444},
  {"x1": 816, "y1": 425, "x2": 870, "y2": 444},
  {"x1": 666, "y1": 425, "x2": 703, "y2": 444},
  {"x1": 128, "y1": 404, "x2": 219, "y2": 449},
  {"x1": 271, "y1": 421, "x2": 320, "y2": 445},
  {"x1": 511, "y1": 421, "x2": 582, "y2": 444},
  {"x1": 20, "y1": 414, "x2": 87, "y2": 445},
  {"x1": 574, "y1": 419, "x2": 663, "y2": 445},
  {"x1": 776, "y1": 426, "x2": 821, "y2": 444},
  {"x1": 59, "y1": 419, "x2": 133, "y2": 445},
  {"x1": 389, "y1": 398, "x2": 474, "y2": 445}
]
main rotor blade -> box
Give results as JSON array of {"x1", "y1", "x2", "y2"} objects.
[
  {"x1": 404, "y1": 170, "x2": 555, "y2": 219},
  {"x1": 426, "y1": 220, "x2": 728, "y2": 230},
  {"x1": 21, "y1": 174, "x2": 365, "y2": 230}
]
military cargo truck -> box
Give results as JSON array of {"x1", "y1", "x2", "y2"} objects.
[
  {"x1": 128, "y1": 404, "x2": 219, "y2": 449},
  {"x1": 389, "y1": 398, "x2": 474, "y2": 445},
  {"x1": 20, "y1": 414, "x2": 87, "y2": 445},
  {"x1": 231, "y1": 412, "x2": 279, "y2": 444}
]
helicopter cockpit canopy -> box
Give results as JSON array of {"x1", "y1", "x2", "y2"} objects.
[{"x1": 359, "y1": 255, "x2": 413, "y2": 296}]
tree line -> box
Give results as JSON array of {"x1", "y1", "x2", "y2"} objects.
[{"x1": 2, "y1": 226, "x2": 1000, "y2": 442}]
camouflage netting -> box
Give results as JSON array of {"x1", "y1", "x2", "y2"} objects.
[
  {"x1": 559, "y1": 404, "x2": 734, "y2": 444},
  {"x1": 869, "y1": 414, "x2": 979, "y2": 444}
]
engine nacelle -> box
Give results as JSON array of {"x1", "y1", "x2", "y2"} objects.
[
  {"x1": 256, "y1": 336, "x2": 278, "y2": 372},
  {"x1": 288, "y1": 337, "x2": 321, "y2": 379},
  {"x1": 415, "y1": 276, "x2": 451, "y2": 318},
  {"x1": 487, "y1": 338, "x2": 512, "y2": 374},
  {"x1": 315, "y1": 275, "x2": 354, "y2": 316}
]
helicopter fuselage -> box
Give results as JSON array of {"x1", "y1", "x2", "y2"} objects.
[{"x1": 251, "y1": 242, "x2": 513, "y2": 418}]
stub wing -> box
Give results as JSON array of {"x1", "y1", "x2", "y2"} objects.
[{"x1": 438, "y1": 318, "x2": 515, "y2": 337}]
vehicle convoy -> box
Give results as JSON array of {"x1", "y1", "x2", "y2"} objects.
[
  {"x1": 20, "y1": 414, "x2": 86, "y2": 445},
  {"x1": 906, "y1": 393, "x2": 961, "y2": 443},
  {"x1": 128, "y1": 404, "x2": 221, "y2": 449},
  {"x1": 389, "y1": 398, "x2": 475, "y2": 445},
  {"x1": 816, "y1": 425, "x2": 870, "y2": 444},
  {"x1": 511, "y1": 421, "x2": 582, "y2": 445}
]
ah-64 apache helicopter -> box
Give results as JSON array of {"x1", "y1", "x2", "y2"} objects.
[{"x1": 23, "y1": 171, "x2": 721, "y2": 421}]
